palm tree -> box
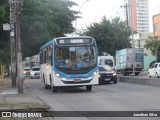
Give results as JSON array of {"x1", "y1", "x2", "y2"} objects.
[{"x1": 144, "y1": 38, "x2": 160, "y2": 61}]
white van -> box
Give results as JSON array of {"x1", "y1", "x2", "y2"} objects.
[{"x1": 98, "y1": 56, "x2": 115, "y2": 70}]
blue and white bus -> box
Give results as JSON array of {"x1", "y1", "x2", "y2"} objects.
[{"x1": 40, "y1": 36, "x2": 99, "y2": 92}]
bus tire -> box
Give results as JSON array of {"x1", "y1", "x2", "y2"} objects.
[
  {"x1": 86, "y1": 85, "x2": 92, "y2": 91},
  {"x1": 52, "y1": 86, "x2": 58, "y2": 93}
]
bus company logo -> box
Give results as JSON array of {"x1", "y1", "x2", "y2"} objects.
[{"x1": 2, "y1": 112, "x2": 11, "y2": 117}]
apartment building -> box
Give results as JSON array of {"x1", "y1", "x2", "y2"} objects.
[{"x1": 127, "y1": 0, "x2": 149, "y2": 33}]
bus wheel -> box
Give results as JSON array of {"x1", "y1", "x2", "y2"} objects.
[
  {"x1": 52, "y1": 86, "x2": 58, "y2": 93},
  {"x1": 86, "y1": 85, "x2": 92, "y2": 91}
]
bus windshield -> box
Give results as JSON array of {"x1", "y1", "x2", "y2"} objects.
[{"x1": 54, "y1": 46, "x2": 96, "y2": 71}]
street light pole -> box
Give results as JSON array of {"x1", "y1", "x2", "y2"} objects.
[{"x1": 75, "y1": 0, "x2": 89, "y2": 30}]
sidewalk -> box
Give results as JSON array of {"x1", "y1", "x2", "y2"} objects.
[{"x1": 0, "y1": 78, "x2": 52, "y2": 119}]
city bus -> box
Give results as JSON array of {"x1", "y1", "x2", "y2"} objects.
[{"x1": 40, "y1": 36, "x2": 99, "y2": 92}]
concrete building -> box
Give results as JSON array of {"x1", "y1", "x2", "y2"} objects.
[
  {"x1": 132, "y1": 32, "x2": 156, "y2": 70},
  {"x1": 132, "y1": 32, "x2": 153, "y2": 54},
  {"x1": 127, "y1": 0, "x2": 149, "y2": 33},
  {"x1": 153, "y1": 13, "x2": 160, "y2": 40}
]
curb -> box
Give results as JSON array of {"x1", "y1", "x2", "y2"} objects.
[
  {"x1": 0, "y1": 88, "x2": 51, "y2": 112},
  {"x1": 25, "y1": 86, "x2": 51, "y2": 111}
]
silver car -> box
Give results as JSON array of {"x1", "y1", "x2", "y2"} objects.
[{"x1": 30, "y1": 67, "x2": 40, "y2": 79}]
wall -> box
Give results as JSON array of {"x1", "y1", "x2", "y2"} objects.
[{"x1": 143, "y1": 55, "x2": 156, "y2": 70}]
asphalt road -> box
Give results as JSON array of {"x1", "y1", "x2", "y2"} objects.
[{"x1": 24, "y1": 78, "x2": 160, "y2": 120}]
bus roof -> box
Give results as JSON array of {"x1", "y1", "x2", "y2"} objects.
[
  {"x1": 40, "y1": 36, "x2": 94, "y2": 50},
  {"x1": 40, "y1": 39, "x2": 53, "y2": 50}
]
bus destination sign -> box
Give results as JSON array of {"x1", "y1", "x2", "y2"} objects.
[{"x1": 56, "y1": 38, "x2": 92, "y2": 45}]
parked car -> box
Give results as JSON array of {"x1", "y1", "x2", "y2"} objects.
[
  {"x1": 23, "y1": 67, "x2": 30, "y2": 76},
  {"x1": 98, "y1": 65, "x2": 117, "y2": 84},
  {"x1": 148, "y1": 63, "x2": 160, "y2": 78},
  {"x1": 30, "y1": 67, "x2": 40, "y2": 79}
]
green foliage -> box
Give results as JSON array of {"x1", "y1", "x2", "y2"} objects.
[
  {"x1": 21, "y1": 0, "x2": 78, "y2": 57},
  {"x1": 85, "y1": 16, "x2": 130, "y2": 56},
  {"x1": 0, "y1": 0, "x2": 78, "y2": 64},
  {"x1": 0, "y1": 1, "x2": 10, "y2": 65},
  {"x1": 144, "y1": 38, "x2": 160, "y2": 60}
]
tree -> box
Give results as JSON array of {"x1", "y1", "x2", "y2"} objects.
[
  {"x1": 144, "y1": 38, "x2": 160, "y2": 61},
  {"x1": 85, "y1": 16, "x2": 130, "y2": 56},
  {"x1": 0, "y1": 1, "x2": 10, "y2": 65},
  {"x1": 0, "y1": 0, "x2": 78, "y2": 63},
  {"x1": 21, "y1": 0, "x2": 78, "y2": 58}
]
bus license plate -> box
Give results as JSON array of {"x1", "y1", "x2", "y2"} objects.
[{"x1": 74, "y1": 79, "x2": 81, "y2": 83}]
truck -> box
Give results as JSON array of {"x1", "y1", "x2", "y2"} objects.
[{"x1": 116, "y1": 48, "x2": 144, "y2": 76}]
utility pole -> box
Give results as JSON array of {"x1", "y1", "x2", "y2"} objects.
[
  {"x1": 121, "y1": 3, "x2": 131, "y2": 48},
  {"x1": 120, "y1": 3, "x2": 129, "y2": 33},
  {"x1": 15, "y1": 0, "x2": 23, "y2": 94},
  {"x1": 9, "y1": 0, "x2": 17, "y2": 88},
  {"x1": 121, "y1": 2, "x2": 135, "y2": 76},
  {"x1": 131, "y1": 18, "x2": 135, "y2": 77}
]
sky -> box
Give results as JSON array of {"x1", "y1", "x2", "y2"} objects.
[{"x1": 71, "y1": 0, "x2": 160, "y2": 32}]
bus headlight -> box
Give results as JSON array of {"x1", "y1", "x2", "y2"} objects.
[
  {"x1": 55, "y1": 73, "x2": 60, "y2": 77},
  {"x1": 113, "y1": 72, "x2": 116, "y2": 76},
  {"x1": 93, "y1": 71, "x2": 99, "y2": 76}
]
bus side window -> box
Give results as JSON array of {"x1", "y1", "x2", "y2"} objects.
[
  {"x1": 44, "y1": 49, "x2": 47, "y2": 63},
  {"x1": 48, "y1": 45, "x2": 52, "y2": 65},
  {"x1": 47, "y1": 45, "x2": 50, "y2": 64},
  {"x1": 46, "y1": 47, "x2": 49, "y2": 63},
  {"x1": 51, "y1": 48, "x2": 53, "y2": 66},
  {"x1": 40, "y1": 51, "x2": 43, "y2": 64}
]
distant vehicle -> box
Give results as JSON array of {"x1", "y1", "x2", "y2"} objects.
[
  {"x1": 40, "y1": 36, "x2": 99, "y2": 92},
  {"x1": 30, "y1": 67, "x2": 40, "y2": 79},
  {"x1": 98, "y1": 55, "x2": 115, "y2": 70},
  {"x1": 148, "y1": 63, "x2": 160, "y2": 78},
  {"x1": 98, "y1": 65, "x2": 117, "y2": 84},
  {"x1": 116, "y1": 48, "x2": 144, "y2": 76},
  {"x1": 23, "y1": 67, "x2": 30, "y2": 76}
]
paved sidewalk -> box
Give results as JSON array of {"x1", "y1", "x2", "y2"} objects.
[
  {"x1": 0, "y1": 78, "x2": 53, "y2": 120},
  {"x1": 0, "y1": 78, "x2": 12, "y2": 89}
]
